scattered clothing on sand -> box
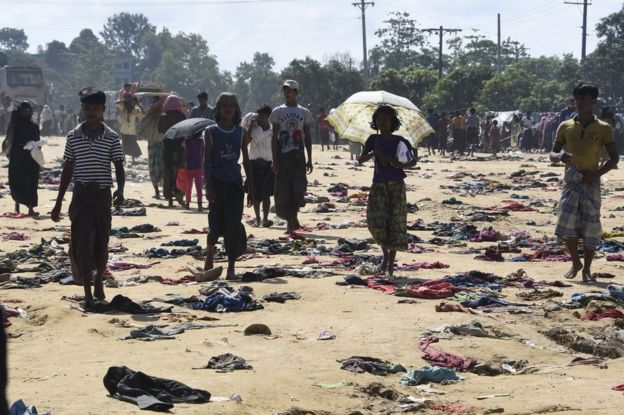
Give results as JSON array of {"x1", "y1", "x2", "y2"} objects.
[
  {"x1": 339, "y1": 356, "x2": 406, "y2": 376},
  {"x1": 516, "y1": 289, "x2": 563, "y2": 301},
  {"x1": 107, "y1": 262, "x2": 151, "y2": 271},
  {"x1": 9, "y1": 399, "x2": 51, "y2": 415},
  {"x1": 161, "y1": 239, "x2": 199, "y2": 247},
  {"x1": 400, "y1": 365, "x2": 460, "y2": 386},
  {"x1": 425, "y1": 321, "x2": 490, "y2": 338},
  {"x1": 191, "y1": 283, "x2": 262, "y2": 312},
  {"x1": 460, "y1": 296, "x2": 525, "y2": 309},
  {"x1": 201, "y1": 353, "x2": 252, "y2": 372},
  {"x1": 103, "y1": 366, "x2": 210, "y2": 411},
  {"x1": 419, "y1": 336, "x2": 477, "y2": 371},
  {"x1": 581, "y1": 309, "x2": 624, "y2": 321},
  {"x1": 120, "y1": 325, "x2": 180, "y2": 341},
  {"x1": 1, "y1": 232, "x2": 29, "y2": 241},
  {"x1": 111, "y1": 207, "x2": 147, "y2": 216},
  {"x1": 84, "y1": 295, "x2": 172, "y2": 314},
  {"x1": 262, "y1": 292, "x2": 301, "y2": 303}
]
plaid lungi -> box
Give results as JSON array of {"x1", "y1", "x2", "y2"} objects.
[{"x1": 555, "y1": 165, "x2": 602, "y2": 248}]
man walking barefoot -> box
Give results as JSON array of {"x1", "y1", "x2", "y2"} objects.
[
  {"x1": 550, "y1": 81, "x2": 619, "y2": 283},
  {"x1": 51, "y1": 88, "x2": 125, "y2": 306}
]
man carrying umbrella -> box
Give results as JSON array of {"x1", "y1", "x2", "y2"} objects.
[{"x1": 270, "y1": 80, "x2": 313, "y2": 233}]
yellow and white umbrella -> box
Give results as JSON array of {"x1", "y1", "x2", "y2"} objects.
[{"x1": 325, "y1": 90, "x2": 434, "y2": 147}]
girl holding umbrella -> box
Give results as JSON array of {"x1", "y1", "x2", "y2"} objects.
[{"x1": 358, "y1": 105, "x2": 416, "y2": 276}]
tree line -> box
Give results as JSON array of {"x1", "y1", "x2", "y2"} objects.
[{"x1": 1, "y1": 6, "x2": 623, "y2": 115}]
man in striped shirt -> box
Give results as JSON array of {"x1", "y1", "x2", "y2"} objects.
[{"x1": 51, "y1": 88, "x2": 125, "y2": 307}]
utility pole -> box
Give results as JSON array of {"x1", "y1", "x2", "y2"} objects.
[
  {"x1": 497, "y1": 13, "x2": 501, "y2": 73},
  {"x1": 564, "y1": 0, "x2": 591, "y2": 60},
  {"x1": 422, "y1": 26, "x2": 462, "y2": 78},
  {"x1": 353, "y1": 0, "x2": 374, "y2": 82}
]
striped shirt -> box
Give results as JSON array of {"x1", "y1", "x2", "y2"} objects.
[{"x1": 63, "y1": 122, "x2": 125, "y2": 188}]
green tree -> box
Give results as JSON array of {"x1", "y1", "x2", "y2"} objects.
[
  {"x1": 430, "y1": 66, "x2": 494, "y2": 110},
  {"x1": 323, "y1": 58, "x2": 365, "y2": 108},
  {"x1": 69, "y1": 29, "x2": 101, "y2": 53},
  {"x1": 371, "y1": 67, "x2": 437, "y2": 107},
  {"x1": 476, "y1": 68, "x2": 566, "y2": 111},
  {"x1": 279, "y1": 57, "x2": 328, "y2": 109},
  {"x1": 101, "y1": 13, "x2": 156, "y2": 59},
  {"x1": 582, "y1": 4, "x2": 624, "y2": 104},
  {"x1": 43, "y1": 40, "x2": 68, "y2": 72},
  {"x1": 0, "y1": 27, "x2": 29, "y2": 51},
  {"x1": 153, "y1": 32, "x2": 230, "y2": 100},
  {"x1": 369, "y1": 12, "x2": 430, "y2": 74},
  {"x1": 234, "y1": 52, "x2": 279, "y2": 113}
]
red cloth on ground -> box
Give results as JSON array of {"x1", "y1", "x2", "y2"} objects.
[
  {"x1": 302, "y1": 254, "x2": 319, "y2": 264},
  {"x1": 427, "y1": 402, "x2": 474, "y2": 415},
  {"x1": 405, "y1": 280, "x2": 462, "y2": 299},
  {"x1": 613, "y1": 384, "x2": 624, "y2": 392},
  {"x1": 494, "y1": 201, "x2": 535, "y2": 212},
  {"x1": 582, "y1": 309, "x2": 624, "y2": 321},
  {"x1": 405, "y1": 244, "x2": 434, "y2": 254},
  {"x1": 1, "y1": 212, "x2": 30, "y2": 219},
  {"x1": 419, "y1": 336, "x2": 477, "y2": 371},
  {"x1": 367, "y1": 277, "x2": 397, "y2": 294},
  {"x1": 182, "y1": 228, "x2": 208, "y2": 234},
  {"x1": 607, "y1": 255, "x2": 624, "y2": 262}
]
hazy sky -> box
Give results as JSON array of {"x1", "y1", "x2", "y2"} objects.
[{"x1": 4, "y1": 0, "x2": 623, "y2": 72}]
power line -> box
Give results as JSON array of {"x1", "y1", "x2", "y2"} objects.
[
  {"x1": 564, "y1": 0, "x2": 592, "y2": 59},
  {"x1": 352, "y1": 0, "x2": 374, "y2": 83},
  {"x1": 422, "y1": 26, "x2": 462, "y2": 78}
]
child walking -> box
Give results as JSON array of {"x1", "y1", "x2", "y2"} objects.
[
  {"x1": 181, "y1": 132, "x2": 205, "y2": 211},
  {"x1": 51, "y1": 88, "x2": 125, "y2": 306},
  {"x1": 204, "y1": 93, "x2": 252, "y2": 280},
  {"x1": 489, "y1": 120, "x2": 501, "y2": 158},
  {"x1": 358, "y1": 105, "x2": 416, "y2": 276}
]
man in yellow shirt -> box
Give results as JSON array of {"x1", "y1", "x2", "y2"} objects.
[{"x1": 550, "y1": 81, "x2": 619, "y2": 282}]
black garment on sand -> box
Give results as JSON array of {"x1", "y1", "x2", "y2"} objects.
[
  {"x1": 8, "y1": 119, "x2": 40, "y2": 207},
  {"x1": 86, "y1": 295, "x2": 172, "y2": 314},
  {"x1": 202, "y1": 353, "x2": 252, "y2": 372},
  {"x1": 262, "y1": 292, "x2": 301, "y2": 303},
  {"x1": 103, "y1": 366, "x2": 210, "y2": 411}
]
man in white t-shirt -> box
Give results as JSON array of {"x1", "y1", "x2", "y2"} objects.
[{"x1": 270, "y1": 80, "x2": 313, "y2": 233}]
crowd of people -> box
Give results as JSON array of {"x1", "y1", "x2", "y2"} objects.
[
  {"x1": 423, "y1": 100, "x2": 623, "y2": 157},
  {"x1": 0, "y1": 96, "x2": 72, "y2": 138},
  {"x1": 0, "y1": 79, "x2": 619, "y2": 305}
]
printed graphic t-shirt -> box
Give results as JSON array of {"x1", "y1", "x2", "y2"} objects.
[{"x1": 269, "y1": 104, "x2": 313, "y2": 155}]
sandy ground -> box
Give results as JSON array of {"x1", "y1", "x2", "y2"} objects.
[{"x1": 1, "y1": 136, "x2": 623, "y2": 415}]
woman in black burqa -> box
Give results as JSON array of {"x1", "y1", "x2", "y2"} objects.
[{"x1": 6, "y1": 101, "x2": 40, "y2": 217}]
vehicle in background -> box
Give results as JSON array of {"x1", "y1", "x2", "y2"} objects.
[{"x1": 0, "y1": 66, "x2": 46, "y2": 106}]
